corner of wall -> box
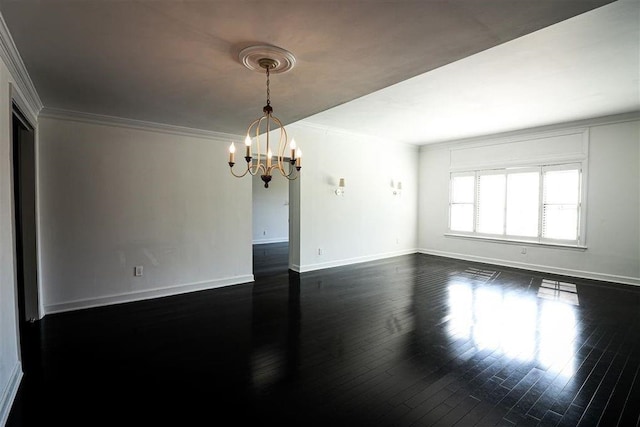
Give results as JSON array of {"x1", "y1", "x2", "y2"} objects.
[{"x1": 0, "y1": 362, "x2": 22, "y2": 427}]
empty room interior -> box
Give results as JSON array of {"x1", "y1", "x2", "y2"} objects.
[{"x1": 0, "y1": 1, "x2": 639, "y2": 426}]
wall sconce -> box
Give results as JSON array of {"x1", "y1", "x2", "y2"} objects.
[
  {"x1": 393, "y1": 180, "x2": 402, "y2": 196},
  {"x1": 335, "y1": 178, "x2": 345, "y2": 196}
]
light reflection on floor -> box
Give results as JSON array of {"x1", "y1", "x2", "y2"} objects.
[
  {"x1": 447, "y1": 275, "x2": 577, "y2": 376},
  {"x1": 537, "y1": 279, "x2": 580, "y2": 306}
]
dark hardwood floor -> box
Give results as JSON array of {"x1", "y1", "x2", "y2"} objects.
[{"x1": 7, "y1": 243, "x2": 640, "y2": 426}]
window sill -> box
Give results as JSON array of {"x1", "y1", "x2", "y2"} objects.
[{"x1": 444, "y1": 233, "x2": 587, "y2": 251}]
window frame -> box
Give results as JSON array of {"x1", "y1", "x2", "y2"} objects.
[
  {"x1": 539, "y1": 163, "x2": 583, "y2": 245},
  {"x1": 447, "y1": 162, "x2": 587, "y2": 248},
  {"x1": 449, "y1": 172, "x2": 476, "y2": 233}
]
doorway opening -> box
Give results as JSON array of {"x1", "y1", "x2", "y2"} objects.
[
  {"x1": 12, "y1": 102, "x2": 39, "y2": 371},
  {"x1": 252, "y1": 172, "x2": 290, "y2": 278}
]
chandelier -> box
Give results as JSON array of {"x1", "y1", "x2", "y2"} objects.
[{"x1": 228, "y1": 45, "x2": 301, "y2": 188}]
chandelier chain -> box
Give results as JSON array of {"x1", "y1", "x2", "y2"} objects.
[{"x1": 266, "y1": 66, "x2": 271, "y2": 107}]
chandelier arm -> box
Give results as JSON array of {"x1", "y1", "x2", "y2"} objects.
[
  {"x1": 248, "y1": 159, "x2": 262, "y2": 175},
  {"x1": 266, "y1": 114, "x2": 271, "y2": 169},
  {"x1": 255, "y1": 115, "x2": 267, "y2": 172},
  {"x1": 273, "y1": 160, "x2": 298, "y2": 180},
  {"x1": 284, "y1": 165, "x2": 299, "y2": 179},
  {"x1": 229, "y1": 163, "x2": 252, "y2": 178},
  {"x1": 229, "y1": 161, "x2": 264, "y2": 178},
  {"x1": 281, "y1": 169, "x2": 299, "y2": 181},
  {"x1": 247, "y1": 116, "x2": 264, "y2": 176},
  {"x1": 258, "y1": 115, "x2": 270, "y2": 151},
  {"x1": 248, "y1": 162, "x2": 261, "y2": 176},
  {"x1": 269, "y1": 115, "x2": 288, "y2": 162}
]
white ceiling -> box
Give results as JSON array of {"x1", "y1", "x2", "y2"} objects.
[
  {"x1": 303, "y1": 0, "x2": 640, "y2": 144},
  {"x1": 1, "y1": 0, "x2": 637, "y2": 144}
]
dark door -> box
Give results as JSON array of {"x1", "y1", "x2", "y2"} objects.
[{"x1": 12, "y1": 103, "x2": 39, "y2": 362}]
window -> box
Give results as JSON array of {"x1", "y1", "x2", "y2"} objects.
[
  {"x1": 506, "y1": 171, "x2": 539, "y2": 237},
  {"x1": 449, "y1": 164, "x2": 583, "y2": 246},
  {"x1": 450, "y1": 174, "x2": 474, "y2": 232},
  {"x1": 542, "y1": 168, "x2": 580, "y2": 241},
  {"x1": 477, "y1": 173, "x2": 506, "y2": 234}
]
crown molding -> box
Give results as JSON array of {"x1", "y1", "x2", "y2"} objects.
[
  {"x1": 0, "y1": 12, "x2": 42, "y2": 119},
  {"x1": 419, "y1": 111, "x2": 640, "y2": 152},
  {"x1": 40, "y1": 107, "x2": 241, "y2": 142}
]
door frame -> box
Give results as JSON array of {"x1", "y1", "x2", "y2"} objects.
[{"x1": 10, "y1": 84, "x2": 42, "y2": 330}]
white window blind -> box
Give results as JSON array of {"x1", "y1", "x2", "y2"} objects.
[
  {"x1": 542, "y1": 167, "x2": 581, "y2": 242},
  {"x1": 477, "y1": 173, "x2": 505, "y2": 235},
  {"x1": 450, "y1": 174, "x2": 475, "y2": 232},
  {"x1": 448, "y1": 164, "x2": 583, "y2": 246},
  {"x1": 506, "y1": 171, "x2": 539, "y2": 237}
]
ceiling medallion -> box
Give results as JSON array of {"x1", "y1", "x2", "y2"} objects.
[{"x1": 238, "y1": 45, "x2": 296, "y2": 74}]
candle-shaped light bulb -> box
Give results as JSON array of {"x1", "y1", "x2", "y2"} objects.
[
  {"x1": 267, "y1": 149, "x2": 273, "y2": 167},
  {"x1": 339, "y1": 178, "x2": 345, "y2": 188},
  {"x1": 397, "y1": 182, "x2": 402, "y2": 190},
  {"x1": 244, "y1": 135, "x2": 252, "y2": 157},
  {"x1": 290, "y1": 139, "x2": 297, "y2": 159},
  {"x1": 296, "y1": 148, "x2": 302, "y2": 167},
  {"x1": 229, "y1": 142, "x2": 236, "y2": 163}
]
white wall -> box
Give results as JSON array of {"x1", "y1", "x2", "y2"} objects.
[
  {"x1": 37, "y1": 115, "x2": 253, "y2": 313},
  {"x1": 252, "y1": 172, "x2": 289, "y2": 244},
  {"x1": 418, "y1": 116, "x2": 640, "y2": 286},
  {"x1": 288, "y1": 122, "x2": 419, "y2": 272},
  {"x1": 0, "y1": 55, "x2": 21, "y2": 427},
  {"x1": 0, "y1": 9, "x2": 45, "y2": 422}
]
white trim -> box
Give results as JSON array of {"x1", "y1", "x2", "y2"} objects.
[
  {"x1": 298, "y1": 249, "x2": 417, "y2": 273},
  {"x1": 418, "y1": 248, "x2": 640, "y2": 287},
  {"x1": 44, "y1": 274, "x2": 254, "y2": 314},
  {"x1": 39, "y1": 107, "x2": 241, "y2": 143},
  {"x1": 289, "y1": 263, "x2": 301, "y2": 273},
  {"x1": 449, "y1": 153, "x2": 587, "y2": 173},
  {"x1": 0, "y1": 13, "x2": 42, "y2": 119},
  {"x1": 9, "y1": 84, "x2": 37, "y2": 127},
  {"x1": 35, "y1": 118, "x2": 45, "y2": 320},
  {"x1": 449, "y1": 127, "x2": 588, "y2": 156},
  {"x1": 420, "y1": 111, "x2": 639, "y2": 151},
  {"x1": 253, "y1": 238, "x2": 289, "y2": 245},
  {"x1": 10, "y1": 85, "x2": 44, "y2": 321},
  {"x1": 448, "y1": 128, "x2": 588, "y2": 172},
  {"x1": 444, "y1": 233, "x2": 587, "y2": 250},
  {"x1": 0, "y1": 362, "x2": 23, "y2": 427},
  {"x1": 541, "y1": 163, "x2": 585, "y2": 245}
]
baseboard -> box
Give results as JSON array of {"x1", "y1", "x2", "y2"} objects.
[
  {"x1": 252, "y1": 238, "x2": 289, "y2": 245},
  {"x1": 418, "y1": 248, "x2": 640, "y2": 287},
  {"x1": 0, "y1": 362, "x2": 23, "y2": 427},
  {"x1": 44, "y1": 274, "x2": 255, "y2": 314},
  {"x1": 298, "y1": 249, "x2": 417, "y2": 273},
  {"x1": 289, "y1": 264, "x2": 302, "y2": 273}
]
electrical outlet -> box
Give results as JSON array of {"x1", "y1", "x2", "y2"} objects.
[
  {"x1": 134, "y1": 265, "x2": 143, "y2": 276},
  {"x1": 263, "y1": 230, "x2": 267, "y2": 236},
  {"x1": 521, "y1": 247, "x2": 527, "y2": 255},
  {"x1": 318, "y1": 248, "x2": 323, "y2": 255}
]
